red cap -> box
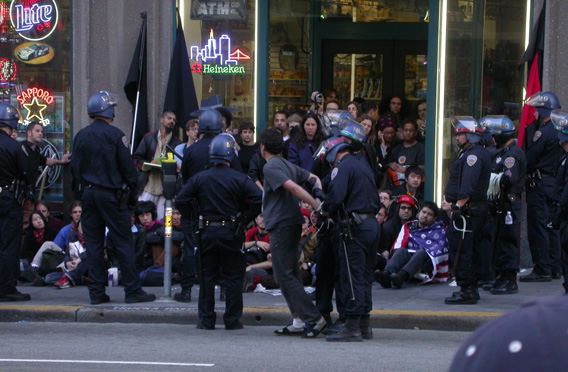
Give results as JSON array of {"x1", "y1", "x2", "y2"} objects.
[
  {"x1": 397, "y1": 195, "x2": 416, "y2": 208},
  {"x1": 300, "y1": 208, "x2": 311, "y2": 220}
]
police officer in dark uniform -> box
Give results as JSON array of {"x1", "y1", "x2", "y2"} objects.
[
  {"x1": 521, "y1": 91, "x2": 563, "y2": 281},
  {"x1": 176, "y1": 134, "x2": 262, "y2": 330},
  {"x1": 550, "y1": 109, "x2": 568, "y2": 294},
  {"x1": 481, "y1": 115, "x2": 526, "y2": 295},
  {"x1": 321, "y1": 138, "x2": 380, "y2": 342},
  {"x1": 70, "y1": 91, "x2": 155, "y2": 305},
  {"x1": 0, "y1": 103, "x2": 32, "y2": 302},
  {"x1": 444, "y1": 117, "x2": 491, "y2": 305},
  {"x1": 175, "y1": 109, "x2": 242, "y2": 303}
]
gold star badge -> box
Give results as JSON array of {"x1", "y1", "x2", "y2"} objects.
[{"x1": 23, "y1": 97, "x2": 48, "y2": 121}]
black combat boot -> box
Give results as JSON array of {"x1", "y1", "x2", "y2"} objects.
[
  {"x1": 490, "y1": 271, "x2": 518, "y2": 295},
  {"x1": 444, "y1": 286, "x2": 479, "y2": 305},
  {"x1": 174, "y1": 287, "x2": 192, "y2": 303},
  {"x1": 326, "y1": 316, "x2": 362, "y2": 342},
  {"x1": 373, "y1": 270, "x2": 392, "y2": 288},
  {"x1": 359, "y1": 314, "x2": 372, "y2": 340}
]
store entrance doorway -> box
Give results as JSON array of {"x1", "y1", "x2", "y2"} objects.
[{"x1": 321, "y1": 39, "x2": 428, "y2": 106}]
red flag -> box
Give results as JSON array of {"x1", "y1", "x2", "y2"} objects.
[{"x1": 518, "y1": 2, "x2": 546, "y2": 148}]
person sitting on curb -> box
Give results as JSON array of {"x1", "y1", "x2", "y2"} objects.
[{"x1": 374, "y1": 202, "x2": 449, "y2": 289}]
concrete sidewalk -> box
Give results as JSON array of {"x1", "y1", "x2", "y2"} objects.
[{"x1": 1, "y1": 278, "x2": 565, "y2": 332}]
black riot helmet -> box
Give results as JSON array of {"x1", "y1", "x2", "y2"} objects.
[
  {"x1": 0, "y1": 103, "x2": 20, "y2": 129},
  {"x1": 198, "y1": 109, "x2": 223, "y2": 135},
  {"x1": 209, "y1": 133, "x2": 237, "y2": 163}
]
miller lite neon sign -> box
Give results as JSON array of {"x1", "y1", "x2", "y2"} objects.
[
  {"x1": 10, "y1": 0, "x2": 59, "y2": 42},
  {"x1": 190, "y1": 30, "x2": 250, "y2": 75}
]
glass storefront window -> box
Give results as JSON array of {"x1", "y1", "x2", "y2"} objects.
[
  {"x1": 332, "y1": 53, "x2": 381, "y2": 103},
  {"x1": 268, "y1": 0, "x2": 310, "y2": 121},
  {"x1": 183, "y1": 0, "x2": 255, "y2": 131},
  {"x1": 320, "y1": 0, "x2": 429, "y2": 23},
  {"x1": 405, "y1": 54, "x2": 427, "y2": 101},
  {"x1": 432, "y1": 0, "x2": 528, "y2": 202},
  {"x1": 1, "y1": 0, "x2": 71, "y2": 202}
]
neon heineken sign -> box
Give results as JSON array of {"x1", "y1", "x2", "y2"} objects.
[{"x1": 190, "y1": 30, "x2": 250, "y2": 75}]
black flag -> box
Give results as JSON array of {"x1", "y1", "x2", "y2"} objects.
[
  {"x1": 163, "y1": 12, "x2": 199, "y2": 134},
  {"x1": 124, "y1": 12, "x2": 148, "y2": 153}
]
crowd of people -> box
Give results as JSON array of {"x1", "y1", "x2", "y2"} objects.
[{"x1": 1, "y1": 87, "x2": 568, "y2": 342}]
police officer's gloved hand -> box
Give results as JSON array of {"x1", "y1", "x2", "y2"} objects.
[
  {"x1": 127, "y1": 191, "x2": 138, "y2": 210},
  {"x1": 551, "y1": 216, "x2": 563, "y2": 231},
  {"x1": 313, "y1": 187, "x2": 326, "y2": 201},
  {"x1": 451, "y1": 205, "x2": 464, "y2": 223}
]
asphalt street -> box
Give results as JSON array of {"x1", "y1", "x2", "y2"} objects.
[{"x1": 0, "y1": 322, "x2": 470, "y2": 372}]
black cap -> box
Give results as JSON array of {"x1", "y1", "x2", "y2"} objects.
[{"x1": 449, "y1": 296, "x2": 568, "y2": 372}]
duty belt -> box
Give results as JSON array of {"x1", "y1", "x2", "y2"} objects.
[
  {"x1": 86, "y1": 184, "x2": 119, "y2": 192},
  {"x1": 351, "y1": 212, "x2": 376, "y2": 223},
  {"x1": 204, "y1": 220, "x2": 236, "y2": 227},
  {"x1": 467, "y1": 201, "x2": 486, "y2": 210}
]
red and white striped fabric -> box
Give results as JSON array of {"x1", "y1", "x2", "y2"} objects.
[{"x1": 392, "y1": 221, "x2": 449, "y2": 284}]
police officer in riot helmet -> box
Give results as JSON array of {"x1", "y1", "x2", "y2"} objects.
[
  {"x1": 0, "y1": 103, "x2": 33, "y2": 302},
  {"x1": 444, "y1": 117, "x2": 491, "y2": 305},
  {"x1": 340, "y1": 121, "x2": 381, "y2": 185},
  {"x1": 70, "y1": 91, "x2": 156, "y2": 305},
  {"x1": 549, "y1": 109, "x2": 568, "y2": 293},
  {"x1": 321, "y1": 138, "x2": 380, "y2": 341},
  {"x1": 176, "y1": 134, "x2": 262, "y2": 329},
  {"x1": 521, "y1": 91, "x2": 563, "y2": 282},
  {"x1": 481, "y1": 115, "x2": 526, "y2": 295},
  {"x1": 175, "y1": 109, "x2": 243, "y2": 303}
]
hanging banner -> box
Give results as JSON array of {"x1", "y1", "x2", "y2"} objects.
[{"x1": 190, "y1": 0, "x2": 246, "y2": 21}]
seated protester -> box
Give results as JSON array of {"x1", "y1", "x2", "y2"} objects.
[
  {"x1": 19, "y1": 211, "x2": 58, "y2": 286},
  {"x1": 377, "y1": 195, "x2": 416, "y2": 270},
  {"x1": 106, "y1": 213, "x2": 147, "y2": 273},
  {"x1": 392, "y1": 165, "x2": 424, "y2": 203},
  {"x1": 288, "y1": 113, "x2": 325, "y2": 172},
  {"x1": 376, "y1": 203, "x2": 388, "y2": 226},
  {"x1": 54, "y1": 221, "x2": 89, "y2": 288},
  {"x1": 378, "y1": 189, "x2": 393, "y2": 211},
  {"x1": 29, "y1": 201, "x2": 82, "y2": 276},
  {"x1": 145, "y1": 207, "x2": 183, "y2": 270},
  {"x1": 135, "y1": 201, "x2": 165, "y2": 270},
  {"x1": 35, "y1": 201, "x2": 66, "y2": 234},
  {"x1": 244, "y1": 210, "x2": 316, "y2": 291},
  {"x1": 385, "y1": 119, "x2": 425, "y2": 188},
  {"x1": 244, "y1": 213, "x2": 270, "y2": 266},
  {"x1": 374, "y1": 202, "x2": 449, "y2": 289},
  {"x1": 21, "y1": 211, "x2": 58, "y2": 265}
]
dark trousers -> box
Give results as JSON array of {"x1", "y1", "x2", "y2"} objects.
[
  {"x1": 493, "y1": 201, "x2": 522, "y2": 273},
  {"x1": 385, "y1": 248, "x2": 432, "y2": 278},
  {"x1": 0, "y1": 195, "x2": 22, "y2": 296},
  {"x1": 477, "y1": 213, "x2": 494, "y2": 281},
  {"x1": 270, "y1": 224, "x2": 321, "y2": 325},
  {"x1": 180, "y1": 218, "x2": 196, "y2": 289},
  {"x1": 450, "y1": 207, "x2": 487, "y2": 288},
  {"x1": 338, "y1": 218, "x2": 378, "y2": 316},
  {"x1": 82, "y1": 188, "x2": 141, "y2": 301},
  {"x1": 527, "y1": 177, "x2": 561, "y2": 276},
  {"x1": 559, "y1": 222, "x2": 568, "y2": 286},
  {"x1": 198, "y1": 227, "x2": 245, "y2": 329},
  {"x1": 315, "y1": 223, "x2": 345, "y2": 319}
]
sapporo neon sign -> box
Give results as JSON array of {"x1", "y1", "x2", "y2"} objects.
[
  {"x1": 9, "y1": 0, "x2": 60, "y2": 42},
  {"x1": 17, "y1": 87, "x2": 54, "y2": 126},
  {"x1": 190, "y1": 29, "x2": 250, "y2": 75}
]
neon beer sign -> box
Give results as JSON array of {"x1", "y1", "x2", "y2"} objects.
[
  {"x1": 17, "y1": 87, "x2": 55, "y2": 126},
  {"x1": 10, "y1": 0, "x2": 59, "y2": 41},
  {"x1": 190, "y1": 30, "x2": 250, "y2": 75}
]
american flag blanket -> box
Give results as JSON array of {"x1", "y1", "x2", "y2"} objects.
[{"x1": 392, "y1": 221, "x2": 449, "y2": 283}]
